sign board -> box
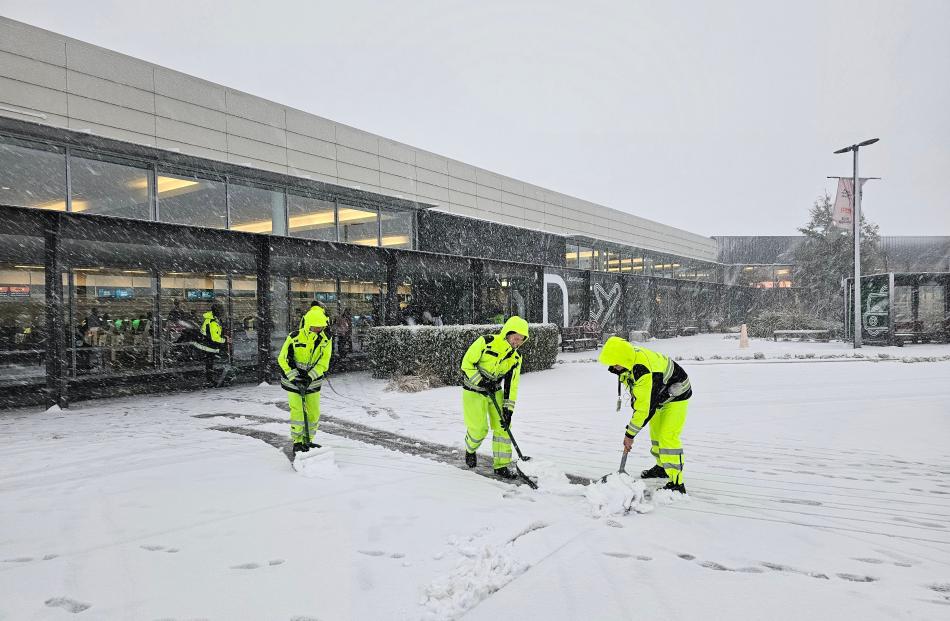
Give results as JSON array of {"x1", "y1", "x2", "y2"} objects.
[
  {"x1": 186, "y1": 289, "x2": 216, "y2": 301},
  {"x1": 846, "y1": 273, "x2": 894, "y2": 343},
  {"x1": 0, "y1": 285, "x2": 31, "y2": 297}
]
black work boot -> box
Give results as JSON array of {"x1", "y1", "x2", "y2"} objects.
[
  {"x1": 308, "y1": 442, "x2": 321, "y2": 449},
  {"x1": 292, "y1": 442, "x2": 309, "y2": 453},
  {"x1": 494, "y1": 466, "x2": 518, "y2": 480},
  {"x1": 661, "y1": 481, "x2": 687, "y2": 494},
  {"x1": 465, "y1": 451, "x2": 477, "y2": 468},
  {"x1": 641, "y1": 464, "x2": 668, "y2": 479}
]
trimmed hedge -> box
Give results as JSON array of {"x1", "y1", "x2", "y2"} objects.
[{"x1": 367, "y1": 323, "x2": 560, "y2": 385}]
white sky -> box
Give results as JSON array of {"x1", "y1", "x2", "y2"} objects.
[{"x1": 2, "y1": 0, "x2": 948, "y2": 237}]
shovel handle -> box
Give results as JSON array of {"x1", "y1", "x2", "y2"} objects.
[{"x1": 619, "y1": 451, "x2": 628, "y2": 474}]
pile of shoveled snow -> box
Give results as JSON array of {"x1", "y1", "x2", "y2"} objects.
[
  {"x1": 583, "y1": 472, "x2": 651, "y2": 517},
  {"x1": 515, "y1": 458, "x2": 575, "y2": 494}
]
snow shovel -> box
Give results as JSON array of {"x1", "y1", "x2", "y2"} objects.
[
  {"x1": 485, "y1": 391, "x2": 537, "y2": 489},
  {"x1": 600, "y1": 451, "x2": 629, "y2": 483},
  {"x1": 292, "y1": 378, "x2": 335, "y2": 476}
]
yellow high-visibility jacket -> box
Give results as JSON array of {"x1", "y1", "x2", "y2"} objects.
[
  {"x1": 277, "y1": 306, "x2": 332, "y2": 394},
  {"x1": 599, "y1": 336, "x2": 692, "y2": 438},
  {"x1": 192, "y1": 311, "x2": 225, "y2": 354},
  {"x1": 460, "y1": 316, "x2": 529, "y2": 411}
]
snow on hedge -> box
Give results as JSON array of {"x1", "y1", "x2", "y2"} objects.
[{"x1": 367, "y1": 323, "x2": 560, "y2": 384}]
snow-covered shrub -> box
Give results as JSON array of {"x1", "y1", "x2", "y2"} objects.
[{"x1": 367, "y1": 323, "x2": 560, "y2": 384}]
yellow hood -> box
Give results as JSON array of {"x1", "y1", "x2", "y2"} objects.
[
  {"x1": 500, "y1": 315, "x2": 529, "y2": 341},
  {"x1": 598, "y1": 336, "x2": 636, "y2": 370},
  {"x1": 300, "y1": 306, "x2": 329, "y2": 332}
]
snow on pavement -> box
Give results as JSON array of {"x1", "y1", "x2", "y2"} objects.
[{"x1": 1, "y1": 345, "x2": 949, "y2": 619}]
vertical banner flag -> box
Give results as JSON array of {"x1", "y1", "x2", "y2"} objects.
[{"x1": 832, "y1": 178, "x2": 868, "y2": 230}]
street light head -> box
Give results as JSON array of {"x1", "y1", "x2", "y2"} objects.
[
  {"x1": 857, "y1": 138, "x2": 880, "y2": 147},
  {"x1": 833, "y1": 146, "x2": 854, "y2": 154}
]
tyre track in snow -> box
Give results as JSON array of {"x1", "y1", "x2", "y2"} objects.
[
  {"x1": 218, "y1": 386, "x2": 950, "y2": 547},
  {"x1": 203, "y1": 412, "x2": 950, "y2": 546}
]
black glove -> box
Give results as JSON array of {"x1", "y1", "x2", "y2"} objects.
[
  {"x1": 481, "y1": 379, "x2": 501, "y2": 393},
  {"x1": 501, "y1": 407, "x2": 514, "y2": 428},
  {"x1": 608, "y1": 366, "x2": 624, "y2": 376},
  {"x1": 294, "y1": 375, "x2": 310, "y2": 389}
]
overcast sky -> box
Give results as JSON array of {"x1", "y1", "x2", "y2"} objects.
[{"x1": 2, "y1": 0, "x2": 948, "y2": 237}]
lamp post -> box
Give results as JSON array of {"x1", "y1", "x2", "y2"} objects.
[{"x1": 833, "y1": 138, "x2": 879, "y2": 348}]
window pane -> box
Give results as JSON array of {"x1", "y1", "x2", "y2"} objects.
[
  {"x1": 606, "y1": 250, "x2": 623, "y2": 273},
  {"x1": 156, "y1": 171, "x2": 226, "y2": 229},
  {"x1": 291, "y1": 278, "x2": 337, "y2": 326},
  {"x1": 70, "y1": 153, "x2": 150, "y2": 219},
  {"x1": 0, "y1": 259, "x2": 46, "y2": 388},
  {"x1": 228, "y1": 183, "x2": 285, "y2": 235},
  {"x1": 159, "y1": 272, "x2": 228, "y2": 368},
  {"x1": 590, "y1": 248, "x2": 604, "y2": 272},
  {"x1": 577, "y1": 246, "x2": 593, "y2": 270},
  {"x1": 380, "y1": 207, "x2": 413, "y2": 249},
  {"x1": 0, "y1": 135, "x2": 66, "y2": 210},
  {"x1": 71, "y1": 268, "x2": 156, "y2": 377},
  {"x1": 340, "y1": 280, "x2": 382, "y2": 352},
  {"x1": 288, "y1": 194, "x2": 336, "y2": 241},
  {"x1": 230, "y1": 275, "x2": 258, "y2": 364},
  {"x1": 565, "y1": 244, "x2": 579, "y2": 268},
  {"x1": 338, "y1": 204, "x2": 379, "y2": 246}
]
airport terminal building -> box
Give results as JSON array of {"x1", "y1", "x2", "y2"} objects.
[{"x1": 0, "y1": 17, "x2": 800, "y2": 406}]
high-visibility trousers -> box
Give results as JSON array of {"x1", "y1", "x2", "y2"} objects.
[
  {"x1": 462, "y1": 389, "x2": 512, "y2": 470},
  {"x1": 648, "y1": 399, "x2": 688, "y2": 484},
  {"x1": 289, "y1": 391, "x2": 320, "y2": 444}
]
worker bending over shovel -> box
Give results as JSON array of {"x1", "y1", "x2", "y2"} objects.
[{"x1": 599, "y1": 336, "x2": 692, "y2": 495}]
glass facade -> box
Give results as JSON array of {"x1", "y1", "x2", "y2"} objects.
[
  {"x1": 228, "y1": 182, "x2": 286, "y2": 236},
  {"x1": 157, "y1": 170, "x2": 227, "y2": 229},
  {"x1": 380, "y1": 206, "x2": 413, "y2": 249},
  {"x1": 0, "y1": 136, "x2": 66, "y2": 210},
  {"x1": 0, "y1": 256, "x2": 45, "y2": 388},
  {"x1": 1, "y1": 134, "x2": 418, "y2": 250},
  {"x1": 288, "y1": 194, "x2": 336, "y2": 241},
  {"x1": 565, "y1": 243, "x2": 579, "y2": 269},
  {"x1": 70, "y1": 153, "x2": 151, "y2": 220},
  {"x1": 338, "y1": 204, "x2": 380, "y2": 246},
  {"x1": 69, "y1": 268, "x2": 157, "y2": 377}
]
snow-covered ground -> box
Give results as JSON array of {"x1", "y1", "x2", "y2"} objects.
[
  {"x1": 560, "y1": 332, "x2": 950, "y2": 363},
  {"x1": 2, "y1": 342, "x2": 949, "y2": 620}
]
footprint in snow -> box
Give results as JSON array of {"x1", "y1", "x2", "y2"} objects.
[
  {"x1": 231, "y1": 562, "x2": 261, "y2": 570},
  {"x1": 43, "y1": 554, "x2": 58, "y2": 560},
  {"x1": 837, "y1": 573, "x2": 877, "y2": 583},
  {"x1": 603, "y1": 552, "x2": 652, "y2": 561},
  {"x1": 357, "y1": 550, "x2": 386, "y2": 557},
  {"x1": 45, "y1": 597, "x2": 91, "y2": 613},
  {"x1": 760, "y1": 562, "x2": 829, "y2": 579},
  {"x1": 389, "y1": 553, "x2": 405, "y2": 559},
  {"x1": 2, "y1": 556, "x2": 33, "y2": 563},
  {"x1": 140, "y1": 545, "x2": 165, "y2": 552},
  {"x1": 678, "y1": 554, "x2": 696, "y2": 561},
  {"x1": 269, "y1": 559, "x2": 285, "y2": 566},
  {"x1": 852, "y1": 557, "x2": 885, "y2": 564},
  {"x1": 698, "y1": 561, "x2": 763, "y2": 573}
]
